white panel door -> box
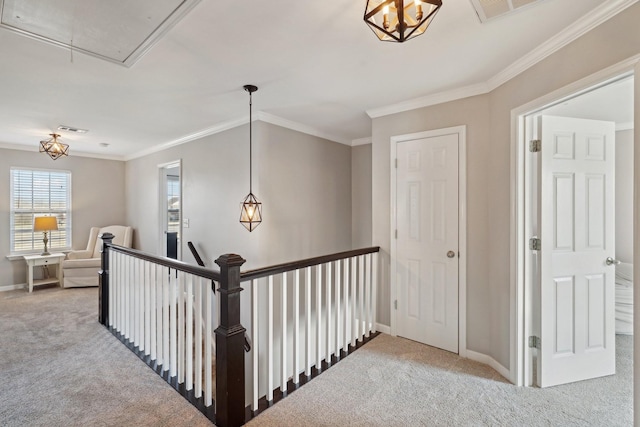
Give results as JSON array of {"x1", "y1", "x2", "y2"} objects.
[
  {"x1": 396, "y1": 133, "x2": 459, "y2": 353},
  {"x1": 537, "y1": 115, "x2": 616, "y2": 387}
]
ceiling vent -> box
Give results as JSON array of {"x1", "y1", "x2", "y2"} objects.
[
  {"x1": 0, "y1": 0, "x2": 201, "y2": 67},
  {"x1": 469, "y1": 0, "x2": 546, "y2": 23}
]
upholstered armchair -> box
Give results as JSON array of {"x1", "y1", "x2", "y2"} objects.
[{"x1": 62, "y1": 225, "x2": 133, "y2": 288}]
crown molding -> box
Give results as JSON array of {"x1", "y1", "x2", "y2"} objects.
[
  {"x1": 616, "y1": 121, "x2": 634, "y2": 131},
  {"x1": 486, "y1": 0, "x2": 639, "y2": 91},
  {"x1": 366, "y1": 82, "x2": 489, "y2": 118},
  {"x1": 257, "y1": 112, "x2": 351, "y2": 146},
  {"x1": 0, "y1": 142, "x2": 125, "y2": 161},
  {"x1": 125, "y1": 116, "x2": 248, "y2": 161},
  {"x1": 367, "y1": 0, "x2": 638, "y2": 119},
  {"x1": 351, "y1": 137, "x2": 372, "y2": 146}
]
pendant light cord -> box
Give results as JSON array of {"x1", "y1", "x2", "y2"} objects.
[{"x1": 249, "y1": 90, "x2": 253, "y2": 194}]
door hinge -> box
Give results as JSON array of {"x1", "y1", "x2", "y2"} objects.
[
  {"x1": 529, "y1": 335, "x2": 541, "y2": 349},
  {"x1": 395, "y1": 229, "x2": 398, "y2": 239},
  {"x1": 529, "y1": 238, "x2": 541, "y2": 251},
  {"x1": 395, "y1": 158, "x2": 398, "y2": 168},
  {"x1": 529, "y1": 139, "x2": 541, "y2": 153},
  {"x1": 394, "y1": 300, "x2": 398, "y2": 310}
]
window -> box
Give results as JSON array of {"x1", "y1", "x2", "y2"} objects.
[{"x1": 10, "y1": 168, "x2": 72, "y2": 253}]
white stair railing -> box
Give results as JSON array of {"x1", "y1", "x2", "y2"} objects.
[{"x1": 241, "y1": 248, "x2": 380, "y2": 413}]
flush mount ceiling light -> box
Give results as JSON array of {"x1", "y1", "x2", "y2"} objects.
[
  {"x1": 39, "y1": 133, "x2": 69, "y2": 160},
  {"x1": 239, "y1": 84, "x2": 262, "y2": 232},
  {"x1": 364, "y1": 0, "x2": 442, "y2": 42}
]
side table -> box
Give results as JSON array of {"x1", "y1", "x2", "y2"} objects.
[{"x1": 23, "y1": 253, "x2": 66, "y2": 293}]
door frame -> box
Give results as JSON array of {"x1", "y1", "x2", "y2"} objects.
[
  {"x1": 158, "y1": 159, "x2": 182, "y2": 259},
  {"x1": 389, "y1": 125, "x2": 467, "y2": 357},
  {"x1": 510, "y1": 55, "x2": 639, "y2": 386}
]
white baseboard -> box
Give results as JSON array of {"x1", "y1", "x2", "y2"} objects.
[
  {"x1": 375, "y1": 323, "x2": 391, "y2": 335},
  {"x1": 0, "y1": 283, "x2": 27, "y2": 292},
  {"x1": 466, "y1": 350, "x2": 511, "y2": 382}
]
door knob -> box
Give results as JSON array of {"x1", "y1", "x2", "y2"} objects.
[
  {"x1": 605, "y1": 257, "x2": 621, "y2": 266},
  {"x1": 447, "y1": 251, "x2": 456, "y2": 258}
]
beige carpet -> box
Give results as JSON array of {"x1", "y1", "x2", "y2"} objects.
[{"x1": 1, "y1": 286, "x2": 632, "y2": 426}]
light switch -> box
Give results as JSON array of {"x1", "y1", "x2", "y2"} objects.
[{"x1": 183, "y1": 218, "x2": 190, "y2": 228}]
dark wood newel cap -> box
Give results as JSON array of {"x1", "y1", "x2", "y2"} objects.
[{"x1": 215, "y1": 253, "x2": 246, "y2": 268}]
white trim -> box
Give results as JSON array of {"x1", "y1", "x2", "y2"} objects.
[
  {"x1": 158, "y1": 160, "x2": 182, "y2": 260},
  {"x1": 616, "y1": 121, "x2": 635, "y2": 131},
  {"x1": 510, "y1": 55, "x2": 639, "y2": 387},
  {"x1": 0, "y1": 142, "x2": 125, "y2": 161},
  {"x1": 367, "y1": 0, "x2": 637, "y2": 119},
  {"x1": 466, "y1": 350, "x2": 511, "y2": 381},
  {"x1": 389, "y1": 125, "x2": 467, "y2": 357},
  {"x1": 125, "y1": 112, "x2": 351, "y2": 161},
  {"x1": 257, "y1": 112, "x2": 350, "y2": 146},
  {"x1": 0, "y1": 283, "x2": 27, "y2": 292},
  {"x1": 126, "y1": 116, "x2": 248, "y2": 161},
  {"x1": 367, "y1": 82, "x2": 489, "y2": 118},
  {"x1": 375, "y1": 323, "x2": 391, "y2": 335},
  {"x1": 351, "y1": 137, "x2": 372, "y2": 146},
  {"x1": 486, "y1": 0, "x2": 638, "y2": 92}
]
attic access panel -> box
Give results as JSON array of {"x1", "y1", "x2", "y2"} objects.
[
  {"x1": 469, "y1": 0, "x2": 545, "y2": 23},
  {"x1": 0, "y1": 0, "x2": 200, "y2": 67}
]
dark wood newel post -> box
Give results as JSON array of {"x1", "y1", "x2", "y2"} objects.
[
  {"x1": 215, "y1": 253, "x2": 247, "y2": 427},
  {"x1": 98, "y1": 232, "x2": 114, "y2": 326}
]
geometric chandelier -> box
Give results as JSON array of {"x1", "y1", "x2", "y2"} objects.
[
  {"x1": 39, "y1": 133, "x2": 69, "y2": 160},
  {"x1": 239, "y1": 84, "x2": 263, "y2": 232},
  {"x1": 364, "y1": 0, "x2": 442, "y2": 43}
]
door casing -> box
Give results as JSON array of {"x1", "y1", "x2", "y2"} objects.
[
  {"x1": 510, "y1": 57, "x2": 638, "y2": 386},
  {"x1": 389, "y1": 125, "x2": 467, "y2": 358}
]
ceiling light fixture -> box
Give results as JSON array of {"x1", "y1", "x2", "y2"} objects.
[
  {"x1": 239, "y1": 84, "x2": 262, "y2": 232},
  {"x1": 39, "y1": 133, "x2": 69, "y2": 160},
  {"x1": 364, "y1": 0, "x2": 442, "y2": 42}
]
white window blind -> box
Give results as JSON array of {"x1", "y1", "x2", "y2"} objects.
[{"x1": 10, "y1": 168, "x2": 72, "y2": 253}]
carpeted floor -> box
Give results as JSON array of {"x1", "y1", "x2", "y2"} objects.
[{"x1": 1, "y1": 286, "x2": 632, "y2": 426}]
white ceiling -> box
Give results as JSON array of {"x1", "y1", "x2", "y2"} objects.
[{"x1": 0, "y1": 0, "x2": 634, "y2": 160}]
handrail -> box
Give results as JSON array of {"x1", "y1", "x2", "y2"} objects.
[
  {"x1": 106, "y1": 243, "x2": 221, "y2": 282},
  {"x1": 239, "y1": 246, "x2": 380, "y2": 282}
]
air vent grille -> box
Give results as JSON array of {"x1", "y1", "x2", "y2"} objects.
[{"x1": 469, "y1": 0, "x2": 544, "y2": 23}]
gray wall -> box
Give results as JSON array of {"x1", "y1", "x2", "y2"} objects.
[
  {"x1": 351, "y1": 144, "x2": 372, "y2": 249},
  {"x1": 371, "y1": 4, "x2": 640, "y2": 368},
  {"x1": 616, "y1": 129, "x2": 634, "y2": 264},
  {"x1": 0, "y1": 148, "x2": 126, "y2": 287},
  {"x1": 125, "y1": 121, "x2": 352, "y2": 271}
]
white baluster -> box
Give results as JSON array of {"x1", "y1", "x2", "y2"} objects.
[
  {"x1": 316, "y1": 264, "x2": 322, "y2": 370},
  {"x1": 144, "y1": 261, "x2": 151, "y2": 355},
  {"x1": 170, "y1": 269, "x2": 177, "y2": 378},
  {"x1": 205, "y1": 275, "x2": 213, "y2": 407},
  {"x1": 150, "y1": 262, "x2": 157, "y2": 362},
  {"x1": 185, "y1": 274, "x2": 193, "y2": 391},
  {"x1": 343, "y1": 257, "x2": 349, "y2": 352},
  {"x1": 305, "y1": 267, "x2": 312, "y2": 377},
  {"x1": 281, "y1": 272, "x2": 288, "y2": 393},
  {"x1": 358, "y1": 255, "x2": 365, "y2": 342},
  {"x1": 138, "y1": 258, "x2": 144, "y2": 350},
  {"x1": 351, "y1": 257, "x2": 357, "y2": 348},
  {"x1": 163, "y1": 266, "x2": 170, "y2": 372},
  {"x1": 251, "y1": 279, "x2": 258, "y2": 411},
  {"x1": 365, "y1": 253, "x2": 371, "y2": 338},
  {"x1": 267, "y1": 275, "x2": 274, "y2": 402},
  {"x1": 195, "y1": 276, "x2": 203, "y2": 398},
  {"x1": 156, "y1": 265, "x2": 164, "y2": 367},
  {"x1": 335, "y1": 260, "x2": 341, "y2": 358},
  {"x1": 293, "y1": 269, "x2": 300, "y2": 385},
  {"x1": 372, "y1": 252, "x2": 378, "y2": 333},
  {"x1": 178, "y1": 272, "x2": 185, "y2": 383},
  {"x1": 326, "y1": 261, "x2": 332, "y2": 365}
]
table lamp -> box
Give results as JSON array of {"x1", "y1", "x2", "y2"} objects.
[{"x1": 34, "y1": 216, "x2": 58, "y2": 255}]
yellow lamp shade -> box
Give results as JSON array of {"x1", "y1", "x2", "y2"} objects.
[{"x1": 34, "y1": 216, "x2": 59, "y2": 232}]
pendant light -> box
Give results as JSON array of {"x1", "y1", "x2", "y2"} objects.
[
  {"x1": 39, "y1": 133, "x2": 69, "y2": 160},
  {"x1": 364, "y1": 0, "x2": 442, "y2": 43},
  {"x1": 239, "y1": 84, "x2": 262, "y2": 232}
]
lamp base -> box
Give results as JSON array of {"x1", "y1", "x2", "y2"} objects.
[{"x1": 41, "y1": 231, "x2": 50, "y2": 256}]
